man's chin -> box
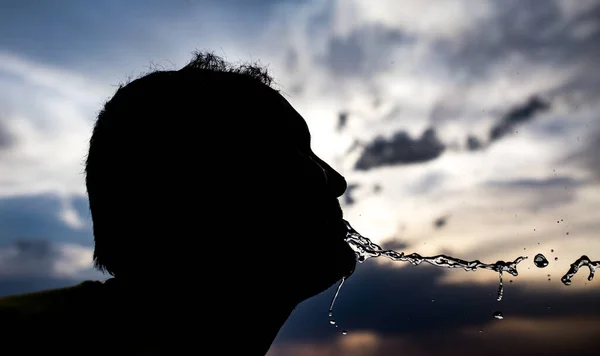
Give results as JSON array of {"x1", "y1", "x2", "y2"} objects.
[{"x1": 335, "y1": 237, "x2": 357, "y2": 279}]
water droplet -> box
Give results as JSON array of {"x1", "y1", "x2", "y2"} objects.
[
  {"x1": 342, "y1": 330, "x2": 348, "y2": 335},
  {"x1": 554, "y1": 257, "x2": 558, "y2": 261},
  {"x1": 557, "y1": 220, "x2": 560, "y2": 223},
  {"x1": 493, "y1": 311, "x2": 504, "y2": 320},
  {"x1": 561, "y1": 219, "x2": 563, "y2": 221},
  {"x1": 524, "y1": 248, "x2": 526, "y2": 250},
  {"x1": 534, "y1": 254, "x2": 549, "y2": 268},
  {"x1": 431, "y1": 299, "x2": 435, "y2": 303},
  {"x1": 479, "y1": 329, "x2": 483, "y2": 333},
  {"x1": 330, "y1": 320, "x2": 336, "y2": 325},
  {"x1": 551, "y1": 249, "x2": 554, "y2": 253},
  {"x1": 509, "y1": 280, "x2": 513, "y2": 283},
  {"x1": 548, "y1": 278, "x2": 551, "y2": 281},
  {"x1": 566, "y1": 232, "x2": 569, "y2": 235}
]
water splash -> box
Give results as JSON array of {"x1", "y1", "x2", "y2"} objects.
[
  {"x1": 329, "y1": 220, "x2": 596, "y2": 331},
  {"x1": 328, "y1": 220, "x2": 528, "y2": 329},
  {"x1": 561, "y1": 255, "x2": 600, "y2": 286},
  {"x1": 342, "y1": 219, "x2": 527, "y2": 277},
  {"x1": 497, "y1": 271, "x2": 504, "y2": 302},
  {"x1": 328, "y1": 276, "x2": 346, "y2": 331}
]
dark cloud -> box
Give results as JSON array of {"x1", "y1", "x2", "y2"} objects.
[
  {"x1": 336, "y1": 112, "x2": 348, "y2": 132},
  {"x1": 276, "y1": 258, "x2": 600, "y2": 344},
  {"x1": 486, "y1": 176, "x2": 580, "y2": 189},
  {"x1": 321, "y1": 24, "x2": 415, "y2": 78},
  {"x1": 0, "y1": 238, "x2": 98, "y2": 281},
  {"x1": 565, "y1": 121, "x2": 600, "y2": 182},
  {"x1": 344, "y1": 139, "x2": 363, "y2": 156},
  {"x1": 354, "y1": 128, "x2": 445, "y2": 171},
  {"x1": 341, "y1": 183, "x2": 360, "y2": 206},
  {"x1": 484, "y1": 176, "x2": 582, "y2": 212},
  {"x1": 0, "y1": 118, "x2": 16, "y2": 150},
  {"x1": 436, "y1": 0, "x2": 600, "y2": 81},
  {"x1": 0, "y1": 239, "x2": 58, "y2": 277},
  {"x1": 489, "y1": 96, "x2": 551, "y2": 142},
  {"x1": 0, "y1": 193, "x2": 92, "y2": 246},
  {"x1": 582, "y1": 124, "x2": 600, "y2": 181},
  {"x1": 434, "y1": 215, "x2": 449, "y2": 229},
  {"x1": 341, "y1": 183, "x2": 383, "y2": 206},
  {"x1": 380, "y1": 239, "x2": 408, "y2": 251},
  {"x1": 466, "y1": 135, "x2": 483, "y2": 151},
  {"x1": 372, "y1": 183, "x2": 381, "y2": 194},
  {"x1": 272, "y1": 315, "x2": 600, "y2": 355},
  {"x1": 12, "y1": 239, "x2": 53, "y2": 259}
]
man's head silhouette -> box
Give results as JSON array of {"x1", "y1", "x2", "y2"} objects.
[{"x1": 84, "y1": 51, "x2": 356, "y2": 354}]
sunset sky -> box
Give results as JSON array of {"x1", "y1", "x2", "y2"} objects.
[{"x1": 1, "y1": 0, "x2": 599, "y2": 354}]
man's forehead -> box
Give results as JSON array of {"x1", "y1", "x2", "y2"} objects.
[{"x1": 270, "y1": 90, "x2": 311, "y2": 141}]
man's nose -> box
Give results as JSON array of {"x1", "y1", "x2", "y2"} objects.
[
  {"x1": 326, "y1": 168, "x2": 347, "y2": 198},
  {"x1": 313, "y1": 156, "x2": 347, "y2": 198}
]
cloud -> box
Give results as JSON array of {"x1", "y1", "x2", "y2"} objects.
[
  {"x1": 341, "y1": 183, "x2": 361, "y2": 206},
  {"x1": 0, "y1": 52, "x2": 109, "y2": 198},
  {"x1": 562, "y1": 120, "x2": 600, "y2": 182},
  {"x1": 0, "y1": 193, "x2": 92, "y2": 245},
  {"x1": 0, "y1": 239, "x2": 96, "y2": 280},
  {"x1": 354, "y1": 128, "x2": 445, "y2": 171},
  {"x1": 433, "y1": 215, "x2": 449, "y2": 229},
  {"x1": 489, "y1": 96, "x2": 551, "y2": 143},
  {"x1": 434, "y1": 0, "x2": 600, "y2": 80},
  {"x1": 336, "y1": 112, "x2": 348, "y2": 132},
  {"x1": 320, "y1": 24, "x2": 415, "y2": 79},
  {"x1": 0, "y1": 116, "x2": 16, "y2": 150},
  {"x1": 270, "y1": 316, "x2": 600, "y2": 355},
  {"x1": 486, "y1": 176, "x2": 580, "y2": 189},
  {"x1": 483, "y1": 176, "x2": 582, "y2": 212},
  {"x1": 466, "y1": 135, "x2": 483, "y2": 151},
  {"x1": 275, "y1": 258, "x2": 600, "y2": 346},
  {"x1": 380, "y1": 239, "x2": 408, "y2": 251}
]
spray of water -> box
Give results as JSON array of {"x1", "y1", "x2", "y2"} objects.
[
  {"x1": 328, "y1": 219, "x2": 528, "y2": 333},
  {"x1": 329, "y1": 219, "x2": 597, "y2": 334},
  {"x1": 342, "y1": 219, "x2": 527, "y2": 287}
]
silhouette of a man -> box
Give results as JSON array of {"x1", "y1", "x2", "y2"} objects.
[{"x1": 0, "y1": 52, "x2": 356, "y2": 355}]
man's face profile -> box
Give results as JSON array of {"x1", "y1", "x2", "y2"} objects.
[
  {"x1": 261, "y1": 91, "x2": 356, "y2": 300},
  {"x1": 85, "y1": 53, "x2": 356, "y2": 306}
]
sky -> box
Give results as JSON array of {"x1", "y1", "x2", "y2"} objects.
[{"x1": 1, "y1": 0, "x2": 599, "y2": 354}]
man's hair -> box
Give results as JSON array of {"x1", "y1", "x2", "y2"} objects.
[{"x1": 85, "y1": 51, "x2": 275, "y2": 276}]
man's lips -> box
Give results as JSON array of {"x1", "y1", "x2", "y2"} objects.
[{"x1": 337, "y1": 219, "x2": 349, "y2": 240}]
